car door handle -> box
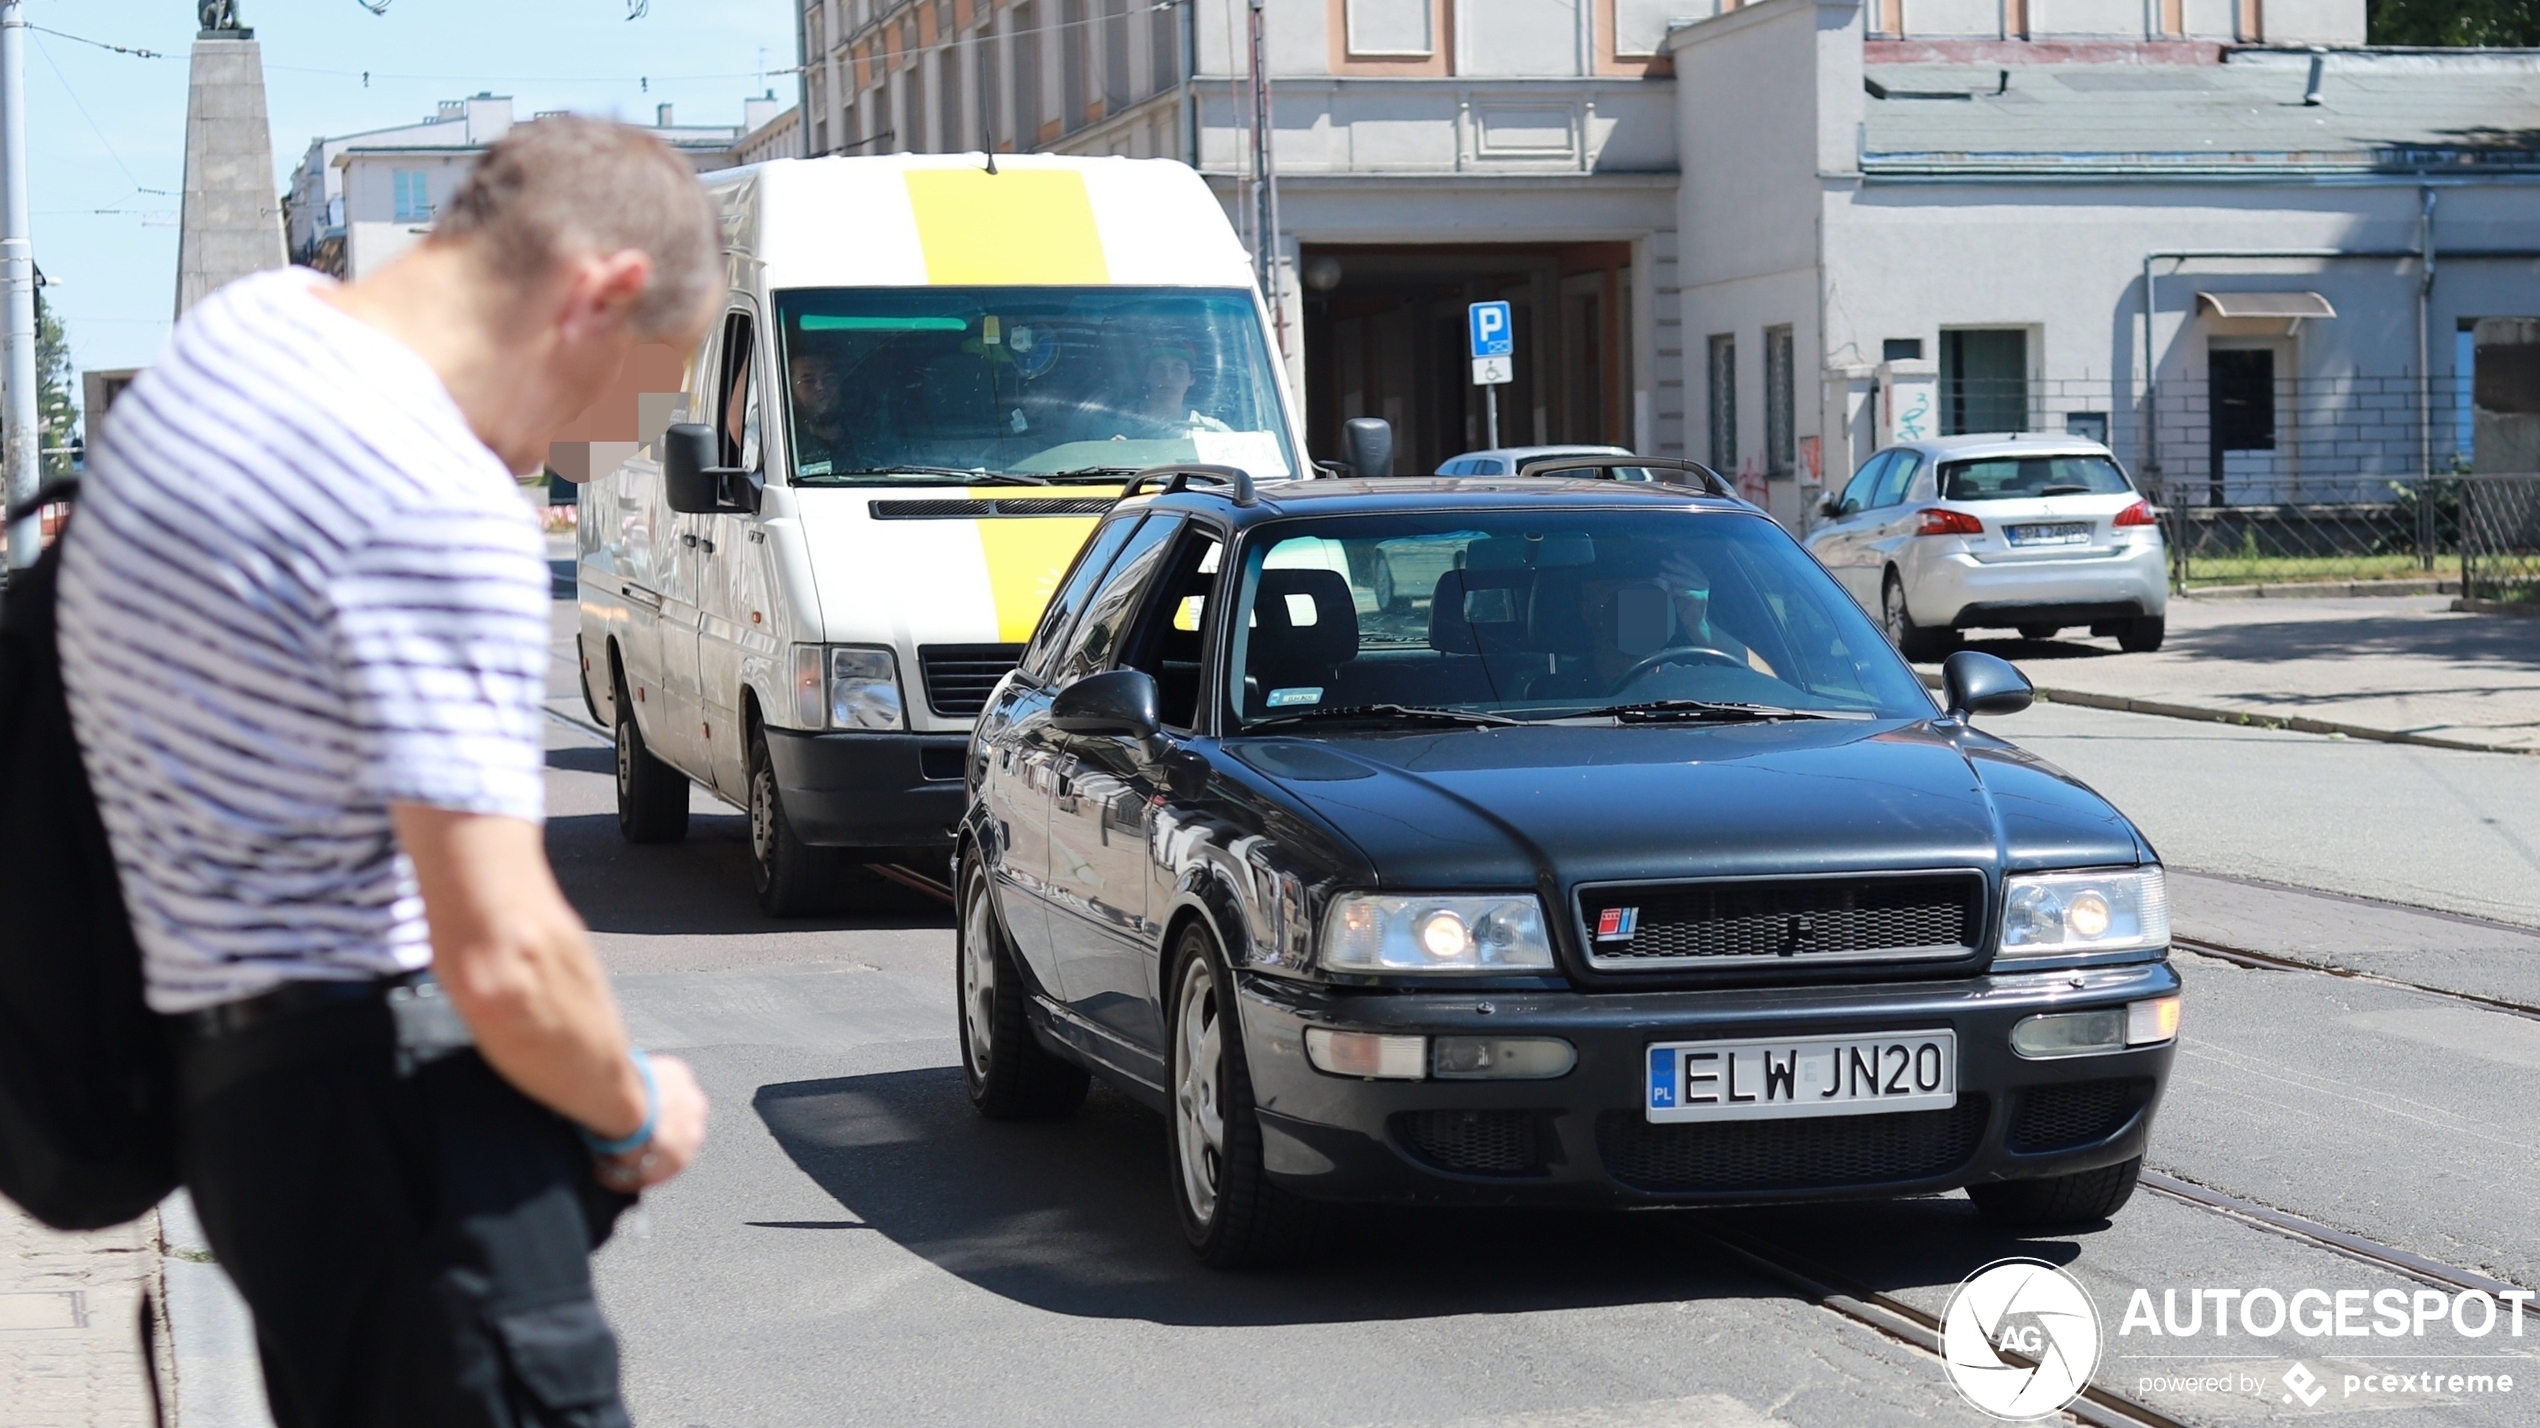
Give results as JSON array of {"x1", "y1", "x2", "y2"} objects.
[
  {"x1": 619, "y1": 583, "x2": 664, "y2": 611},
  {"x1": 681, "y1": 533, "x2": 699, "y2": 548},
  {"x1": 699, "y1": 538, "x2": 716, "y2": 555}
]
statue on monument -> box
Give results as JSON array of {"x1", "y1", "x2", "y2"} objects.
[{"x1": 199, "y1": 2, "x2": 246, "y2": 37}]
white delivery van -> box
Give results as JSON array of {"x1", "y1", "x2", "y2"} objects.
[{"x1": 576, "y1": 154, "x2": 1307, "y2": 913}]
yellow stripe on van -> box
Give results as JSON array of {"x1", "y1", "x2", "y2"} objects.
[
  {"x1": 975, "y1": 516, "x2": 1103, "y2": 643},
  {"x1": 905, "y1": 169, "x2": 1108, "y2": 286}
]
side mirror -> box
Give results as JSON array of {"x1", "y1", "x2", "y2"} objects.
[
  {"x1": 1051, "y1": 668, "x2": 1162, "y2": 742},
  {"x1": 1342, "y1": 417, "x2": 1394, "y2": 479},
  {"x1": 663, "y1": 422, "x2": 758, "y2": 515},
  {"x1": 1940, "y1": 650, "x2": 2034, "y2": 721},
  {"x1": 1818, "y1": 494, "x2": 1843, "y2": 518}
]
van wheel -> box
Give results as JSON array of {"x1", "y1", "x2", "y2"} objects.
[
  {"x1": 748, "y1": 728, "x2": 843, "y2": 917},
  {"x1": 2117, "y1": 615, "x2": 2166, "y2": 653},
  {"x1": 1166, "y1": 923, "x2": 1326, "y2": 1269},
  {"x1": 614, "y1": 670, "x2": 688, "y2": 844},
  {"x1": 1968, "y1": 1156, "x2": 2141, "y2": 1227},
  {"x1": 957, "y1": 850, "x2": 1088, "y2": 1120},
  {"x1": 1883, "y1": 571, "x2": 1960, "y2": 664}
]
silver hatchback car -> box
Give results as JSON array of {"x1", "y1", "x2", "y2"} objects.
[{"x1": 1803, "y1": 433, "x2": 2167, "y2": 662}]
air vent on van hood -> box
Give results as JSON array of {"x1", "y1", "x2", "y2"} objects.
[{"x1": 870, "y1": 498, "x2": 1117, "y2": 519}]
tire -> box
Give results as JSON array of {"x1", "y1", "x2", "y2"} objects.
[
  {"x1": 956, "y1": 851, "x2": 1088, "y2": 1119},
  {"x1": 1883, "y1": 570, "x2": 1960, "y2": 664},
  {"x1": 613, "y1": 666, "x2": 689, "y2": 844},
  {"x1": 2017, "y1": 624, "x2": 2061, "y2": 642},
  {"x1": 2117, "y1": 615, "x2": 2166, "y2": 653},
  {"x1": 1968, "y1": 1156, "x2": 2141, "y2": 1227},
  {"x1": 748, "y1": 728, "x2": 846, "y2": 918},
  {"x1": 1165, "y1": 923, "x2": 1326, "y2": 1269}
]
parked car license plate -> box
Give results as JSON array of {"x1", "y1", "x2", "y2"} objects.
[
  {"x1": 1644, "y1": 1031, "x2": 1956, "y2": 1123},
  {"x1": 2007, "y1": 522, "x2": 2093, "y2": 546}
]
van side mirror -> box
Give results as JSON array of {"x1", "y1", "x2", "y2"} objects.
[
  {"x1": 661, "y1": 422, "x2": 760, "y2": 514},
  {"x1": 1342, "y1": 418, "x2": 1393, "y2": 479},
  {"x1": 1940, "y1": 650, "x2": 2034, "y2": 721},
  {"x1": 1051, "y1": 669, "x2": 1162, "y2": 744}
]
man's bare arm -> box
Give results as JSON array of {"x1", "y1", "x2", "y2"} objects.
[{"x1": 391, "y1": 804, "x2": 706, "y2": 1187}]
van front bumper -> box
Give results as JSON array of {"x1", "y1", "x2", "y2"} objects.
[
  {"x1": 1232, "y1": 959, "x2": 2179, "y2": 1207},
  {"x1": 762, "y1": 728, "x2": 969, "y2": 853}
]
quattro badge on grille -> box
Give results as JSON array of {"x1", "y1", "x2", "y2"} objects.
[{"x1": 1595, "y1": 906, "x2": 1640, "y2": 941}]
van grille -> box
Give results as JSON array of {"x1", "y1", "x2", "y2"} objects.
[
  {"x1": 917, "y1": 645, "x2": 1024, "y2": 718},
  {"x1": 870, "y1": 498, "x2": 1116, "y2": 519},
  {"x1": 1579, "y1": 872, "x2": 1983, "y2": 969},
  {"x1": 1595, "y1": 1098, "x2": 1987, "y2": 1193}
]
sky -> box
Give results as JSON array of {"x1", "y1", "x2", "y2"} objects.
[{"x1": 21, "y1": 0, "x2": 796, "y2": 388}]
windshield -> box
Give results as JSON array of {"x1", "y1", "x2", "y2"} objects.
[
  {"x1": 1938, "y1": 454, "x2": 2133, "y2": 501},
  {"x1": 773, "y1": 286, "x2": 1295, "y2": 484},
  {"x1": 1225, "y1": 510, "x2": 1932, "y2": 727}
]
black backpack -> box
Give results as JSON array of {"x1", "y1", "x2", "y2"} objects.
[{"x1": 0, "y1": 483, "x2": 178, "y2": 1230}]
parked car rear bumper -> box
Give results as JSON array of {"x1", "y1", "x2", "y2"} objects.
[{"x1": 1906, "y1": 543, "x2": 2168, "y2": 629}]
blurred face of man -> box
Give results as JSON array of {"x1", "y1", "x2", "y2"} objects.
[
  {"x1": 1142, "y1": 351, "x2": 1194, "y2": 413},
  {"x1": 792, "y1": 351, "x2": 840, "y2": 420}
]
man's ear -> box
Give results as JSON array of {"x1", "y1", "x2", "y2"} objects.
[{"x1": 558, "y1": 250, "x2": 655, "y2": 341}]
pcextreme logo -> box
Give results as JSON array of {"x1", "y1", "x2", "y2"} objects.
[{"x1": 1941, "y1": 1259, "x2": 2103, "y2": 1420}]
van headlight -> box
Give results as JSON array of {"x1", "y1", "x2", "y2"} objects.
[
  {"x1": 1998, "y1": 867, "x2": 2168, "y2": 957},
  {"x1": 791, "y1": 644, "x2": 904, "y2": 730},
  {"x1": 1319, "y1": 894, "x2": 1554, "y2": 974}
]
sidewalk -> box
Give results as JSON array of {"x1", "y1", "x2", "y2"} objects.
[
  {"x1": 1923, "y1": 593, "x2": 2540, "y2": 754},
  {"x1": 0, "y1": 1199, "x2": 165, "y2": 1427}
]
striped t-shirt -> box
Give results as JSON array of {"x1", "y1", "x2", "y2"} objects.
[{"x1": 59, "y1": 268, "x2": 548, "y2": 1014}]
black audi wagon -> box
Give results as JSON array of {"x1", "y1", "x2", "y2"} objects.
[{"x1": 955, "y1": 465, "x2": 2181, "y2": 1267}]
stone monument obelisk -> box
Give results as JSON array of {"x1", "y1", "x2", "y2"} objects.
[{"x1": 174, "y1": 1, "x2": 285, "y2": 315}]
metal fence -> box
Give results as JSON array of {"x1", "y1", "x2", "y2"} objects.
[{"x1": 2141, "y1": 471, "x2": 2540, "y2": 599}]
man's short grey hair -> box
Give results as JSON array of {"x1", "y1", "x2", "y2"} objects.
[{"x1": 434, "y1": 115, "x2": 722, "y2": 339}]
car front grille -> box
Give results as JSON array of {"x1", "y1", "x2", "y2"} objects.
[
  {"x1": 1578, "y1": 872, "x2": 1984, "y2": 969},
  {"x1": 1395, "y1": 1110, "x2": 1551, "y2": 1177},
  {"x1": 917, "y1": 644, "x2": 1024, "y2": 718},
  {"x1": 1595, "y1": 1098, "x2": 1988, "y2": 1193},
  {"x1": 2008, "y1": 1078, "x2": 2152, "y2": 1154}
]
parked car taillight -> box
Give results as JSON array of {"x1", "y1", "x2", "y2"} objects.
[
  {"x1": 1916, "y1": 508, "x2": 1985, "y2": 536},
  {"x1": 2114, "y1": 498, "x2": 2159, "y2": 528}
]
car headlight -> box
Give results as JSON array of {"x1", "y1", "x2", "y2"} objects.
[
  {"x1": 791, "y1": 644, "x2": 904, "y2": 730},
  {"x1": 1319, "y1": 893, "x2": 1555, "y2": 974},
  {"x1": 1998, "y1": 867, "x2": 2168, "y2": 957}
]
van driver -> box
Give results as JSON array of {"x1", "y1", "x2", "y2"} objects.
[
  {"x1": 788, "y1": 345, "x2": 856, "y2": 474},
  {"x1": 1113, "y1": 342, "x2": 1231, "y2": 439}
]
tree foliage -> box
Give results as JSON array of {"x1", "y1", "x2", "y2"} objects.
[
  {"x1": 35, "y1": 294, "x2": 77, "y2": 479},
  {"x1": 2368, "y1": 0, "x2": 2540, "y2": 46}
]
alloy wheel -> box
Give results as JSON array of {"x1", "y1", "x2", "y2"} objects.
[
  {"x1": 1883, "y1": 577, "x2": 1908, "y2": 647},
  {"x1": 1173, "y1": 957, "x2": 1227, "y2": 1226},
  {"x1": 748, "y1": 758, "x2": 779, "y2": 886},
  {"x1": 961, "y1": 879, "x2": 997, "y2": 1074}
]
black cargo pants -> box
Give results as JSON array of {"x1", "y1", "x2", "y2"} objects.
[{"x1": 173, "y1": 992, "x2": 636, "y2": 1428}]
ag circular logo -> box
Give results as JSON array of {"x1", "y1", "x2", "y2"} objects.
[{"x1": 1940, "y1": 1258, "x2": 2102, "y2": 1420}]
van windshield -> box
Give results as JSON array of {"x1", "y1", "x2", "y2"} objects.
[{"x1": 774, "y1": 287, "x2": 1295, "y2": 484}]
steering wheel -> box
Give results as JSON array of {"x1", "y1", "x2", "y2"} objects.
[{"x1": 1615, "y1": 644, "x2": 1745, "y2": 686}]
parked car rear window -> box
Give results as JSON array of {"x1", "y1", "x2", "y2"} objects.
[
  {"x1": 1938, "y1": 454, "x2": 2133, "y2": 501},
  {"x1": 1225, "y1": 509, "x2": 1931, "y2": 726}
]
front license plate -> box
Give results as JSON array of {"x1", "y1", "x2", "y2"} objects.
[
  {"x1": 2007, "y1": 522, "x2": 2092, "y2": 547},
  {"x1": 1644, "y1": 1031, "x2": 1956, "y2": 1123}
]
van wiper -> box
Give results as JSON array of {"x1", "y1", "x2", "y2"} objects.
[
  {"x1": 1249, "y1": 703, "x2": 1522, "y2": 730},
  {"x1": 1557, "y1": 700, "x2": 1863, "y2": 725},
  {"x1": 1040, "y1": 466, "x2": 1148, "y2": 482},
  {"x1": 823, "y1": 466, "x2": 1051, "y2": 486}
]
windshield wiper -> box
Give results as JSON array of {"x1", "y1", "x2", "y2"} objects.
[
  {"x1": 1553, "y1": 700, "x2": 1864, "y2": 725},
  {"x1": 820, "y1": 466, "x2": 1051, "y2": 486},
  {"x1": 1249, "y1": 703, "x2": 1523, "y2": 730},
  {"x1": 2038, "y1": 484, "x2": 2095, "y2": 496},
  {"x1": 1039, "y1": 466, "x2": 1151, "y2": 482}
]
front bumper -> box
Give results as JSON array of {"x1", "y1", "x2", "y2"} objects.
[
  {"x1": 762, "y1": 727, "x2": 969, "y2": 852},
  {"x1": 1906, "y1": 542, "x2": 2168, "y2": 630},
  {"x1": 1234, "y1": 959, "x2": 2180, "y2": 1207}
]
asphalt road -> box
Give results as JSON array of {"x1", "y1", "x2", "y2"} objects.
[{"x1": 541, "y1": 605, "x2": 2540, "y2": 1427}]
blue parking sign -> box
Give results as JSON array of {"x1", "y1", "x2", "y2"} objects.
[{"x1": 1468, "y1": 301, "x2": 1512, "y2": 360}]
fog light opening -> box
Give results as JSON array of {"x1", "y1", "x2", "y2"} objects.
[
  {"x1": 1305, "y1": 1027, "x2": 1427, "y2": 1079},
  {"x1": 2010, "y1": 1009, "x2": 2127, "y2": 1059},
  {"x1": 1432, "y1": 1036, "x2": 1576, "y2": 1080},
  {"x1": 2126, "y1": 994, "x2": 2183, "y2": 1046}
]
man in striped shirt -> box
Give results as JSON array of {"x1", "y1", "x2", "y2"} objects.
[{"x1": 60, "y1": 118, "x2": 716, "y2": 1427}]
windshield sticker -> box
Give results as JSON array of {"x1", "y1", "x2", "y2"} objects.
[
  {"x1": 1192, "y1": 429, "x2": 1291, "y2": 478},
  {"x1": 1266, "y1": 687, "x2": 1323, "y2": 709}
]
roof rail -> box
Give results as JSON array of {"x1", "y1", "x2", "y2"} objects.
[
  {"x1": 1117, "y1": 464, "x2": 1257, "y2": 506},
  {"x1": 1506, "y1": 456, "x2": 1735, "y2": 499}
]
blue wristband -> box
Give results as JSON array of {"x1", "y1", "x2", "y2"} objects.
[{"x1": 581, "y1": 1049, "x2": 659, "y2": 1157}]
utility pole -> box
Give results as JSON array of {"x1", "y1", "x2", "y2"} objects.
[
  {"x1": 2, "y1": 0, "x2": 39, "y2": 569},
  {"x1": 1246, "y1": 0, "x2": 1284, "y2": 357}
]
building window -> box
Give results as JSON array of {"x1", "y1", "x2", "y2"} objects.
[
  {"x1": 1940, "y1": 328, "x2": 2028, "y2": 435},
  {"x1": 1882, "y1": 337, "x2": 1922, "y2": 362},
  {"x1": 1017, "y1": 0, "x2": 1044, "y2": 146},
  {"x1": 1346, "y1": 0, "x2": 1433, "y2": 56},
  {"x1": 1150, "y1": 0, "x2": 1179, "y2": 94},
  {"x1": 1707, "y1": 334, "x2": 1737, "y2": 474},
  {"x1": 1103, "y1": 0, "x2": 1131, "y2": 111},
  {"x1": 1765, "y1": 325, "x2": 1795, "y2": 476},
  {"x1": 1062, "y1": 0, "x2": 1089, "y2": 130},
  {"x1": 392, "y1": 170, "x2": 431, "y2": 223},
  {"x1": 1613, "y1": 0, "x2": 1680, "y2": 58}
]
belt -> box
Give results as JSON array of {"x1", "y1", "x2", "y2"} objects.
[{"x1": 172, "y1": 973, "x2": 419, "y2": 1041}]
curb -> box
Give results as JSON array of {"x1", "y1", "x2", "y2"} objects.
[
  {"x1": 2179, "y1": 578, "x2": 2458, "y2": 600},
  {"x1": 2453, "y1": 597, "x2": 2540, "y2": 618},
  {"x1": 1917, "y1": 671, "x2": 2538, "y2": 757}
]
